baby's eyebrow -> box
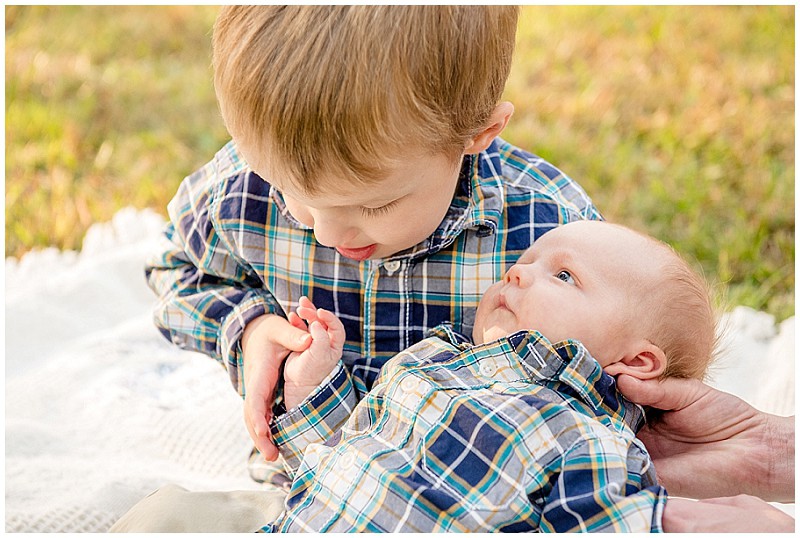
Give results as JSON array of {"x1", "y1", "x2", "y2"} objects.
[{"x1": 549, "y1": 249, "x2": 577, "y2": 269}]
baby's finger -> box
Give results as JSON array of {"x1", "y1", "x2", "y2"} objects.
[
  {"x1": 299, "y1": 295, "x2": 316, "y2": 310},
  {"x1": 287, "y1": 311, "x2": 307, "y2": 331},
  {"x1": 316, "y1": 308, "x2": 346, "y2": 350},
  {"x1": 306, "y1": 321, "x2": 331, "y2": 358},
  {"x1": 295, "y1": 304, "x2": 319, "y2": 322}
]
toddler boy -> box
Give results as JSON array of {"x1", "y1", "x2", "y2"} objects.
[
  {"x1": 145, "y1": 5, "x2": 600, "y2": 470},
  {"x1": 267, "y1": 219, "x2": 717, "y2": 532}
]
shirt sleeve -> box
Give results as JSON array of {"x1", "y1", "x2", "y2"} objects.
[
  {"x1": 539, "y1": 433, "x2": 667, "y2": 533},
  {"x1": 270, "y1": 361, "x2": 360, "y2": 476},
  {"x1": 144, "y1": 160, "x2": 282, "y2": 395}
]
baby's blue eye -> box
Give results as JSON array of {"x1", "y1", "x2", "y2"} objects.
[{"x1": 556, "y1": 270, "x2": 575, "y2": 285}]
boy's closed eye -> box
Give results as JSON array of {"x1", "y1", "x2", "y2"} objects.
[{"x1": 360, "y1": 199, "x2": 400, "y2": 218}]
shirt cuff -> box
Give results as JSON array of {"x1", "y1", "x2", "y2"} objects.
[
  {"x1": 270, "y1": 361, "x2": 358, "y2": 475},
  {"x1": 218, "y1": 292, "x2": 281, "y2": 395}
]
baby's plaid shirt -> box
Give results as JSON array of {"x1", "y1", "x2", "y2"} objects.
[{"x1": 265, "y1": 327, "x2": 666, "y2": 532}]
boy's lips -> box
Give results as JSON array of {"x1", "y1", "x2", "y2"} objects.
[{"x1": 336, "y1": 244, "x2": 378, "y2": 261}]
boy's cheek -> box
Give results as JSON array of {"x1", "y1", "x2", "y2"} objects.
[{"x1": 283, "y1": 201, "x2": 314, "y2": 227}]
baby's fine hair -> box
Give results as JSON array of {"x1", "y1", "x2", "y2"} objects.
[
  {"x1": 633, "y1": 230, "x2": 719, "y2": 380},
  {"x1": 212, "y1": 6, "x2": 519, "y2": 193}
]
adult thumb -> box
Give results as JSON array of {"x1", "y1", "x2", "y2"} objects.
[{"x1": 617, "y1": 374, "x2": 706, "y2": 412}]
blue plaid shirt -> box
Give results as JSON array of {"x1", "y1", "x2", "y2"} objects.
[
  {"x1": 264, "y1": 327, "x2": 666, "y2": 532},
  {"x1": 145, "y1": 137, "x2": 600, "y2": 396}
]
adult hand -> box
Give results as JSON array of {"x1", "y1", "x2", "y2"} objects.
[
  {"x1": 663, "y1": 495, "x2": 794, "y2": 533},
  {"x1": 242, "y1": 313, "x2": 311, "y2": 461},
  {"x1": 617, "y1": 375, "x2": 794, "y2": 501}
]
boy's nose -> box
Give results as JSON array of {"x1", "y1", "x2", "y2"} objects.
[{"x1": 311, "y1": 211, "x2": 359, "y2": 248}]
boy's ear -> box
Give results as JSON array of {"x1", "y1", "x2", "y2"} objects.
[
  {"x1": 604, "y1": 341, "x2": 666, "y2": 381},
  {"x1": 463, "y1": 101, "x2": 514, "y2": 155}
]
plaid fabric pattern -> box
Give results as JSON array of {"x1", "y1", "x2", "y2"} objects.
[
  {"x1": 145, "y1": 137, "x2": 600, "y2": 395},
  {"x1": 263, "y1": 328, "x2": 666, "y2": 532}
]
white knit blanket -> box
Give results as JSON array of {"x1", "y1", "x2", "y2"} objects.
[{"x1": 5, "y1": 208, "x2": 794, "y2": 532}]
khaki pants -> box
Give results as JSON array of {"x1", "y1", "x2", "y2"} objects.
[{"x1": 109, "y1": 484, "x2": 287, "y2": 533}]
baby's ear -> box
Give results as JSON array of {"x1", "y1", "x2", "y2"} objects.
[
  {"x1": 463, "y1": 101, "x2": 514, "y2": 155},
  {"x1": 604, "y1": 341, "x2": 666, "y2": 380}
]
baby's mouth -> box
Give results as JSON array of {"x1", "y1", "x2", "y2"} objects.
[{"x1": 498, "y1": 293, "x2": 513, "y2": 312}]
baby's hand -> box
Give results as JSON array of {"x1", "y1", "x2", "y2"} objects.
[{"x1": 283, "y1": 297, "x2": 346, "y2": 409}]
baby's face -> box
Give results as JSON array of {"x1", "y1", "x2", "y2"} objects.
[
  {"x1": 237, "y1": 139, "x2": 462, "y2": 261},
  {"x1": 473, "y1": 220, "x2": 658, "y2": 366}
]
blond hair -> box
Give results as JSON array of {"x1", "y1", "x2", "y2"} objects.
[
  {"x1": 212, "y1": 6, "x2": 519, "y2": 193},
  {"x1": 635, "y1": 236, "x2": 719, "y2": 380}
]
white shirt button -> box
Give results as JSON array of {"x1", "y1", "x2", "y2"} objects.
[
  {"x1": 400, "y1": 376, "x2": 418, "y2": 392},
  {"x1": 479, "y1": 359, "x2": 498, "y2": 377},
  {"x1": 384, "y1": 260, "x2": 401, "y2": 274}
]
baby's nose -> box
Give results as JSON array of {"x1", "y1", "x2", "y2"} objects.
[{"x1": 504, "y1": 265, "x2": 522, "y2": 285}]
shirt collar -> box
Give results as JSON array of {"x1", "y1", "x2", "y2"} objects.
[
  {"x1": 434, "y1": 326, "x2": 646, "y2": 433},
  {"x1": 426, "y1": 139, "x2": 506, "y2": 250},
  {"x1": 508, "y1": 330, "x2": 646, "y2": 432}
]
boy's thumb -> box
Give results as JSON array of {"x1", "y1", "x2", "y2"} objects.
[{"x1": 274, "y1": 323, "x2": 311, "y2": 352}]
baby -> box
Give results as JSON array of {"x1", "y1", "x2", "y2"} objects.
[{"x1": 269, "y1": 219, "x2": 717, "y2": 532}]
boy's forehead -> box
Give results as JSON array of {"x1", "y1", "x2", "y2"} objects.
[{"x1": 269, "y1": 175, "x2": 404, "y2": 206}]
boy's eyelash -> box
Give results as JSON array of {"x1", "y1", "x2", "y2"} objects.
[{"x1": 360, "y1": 200, "x2": 399, "y2": 217}]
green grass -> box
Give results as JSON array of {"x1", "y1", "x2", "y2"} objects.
[{"x1": 5, "y1": 5, "x2": 795, "y2": 320}]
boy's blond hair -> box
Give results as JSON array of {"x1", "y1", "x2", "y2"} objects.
[
  {"x1": 212, "y1": 6, "x2": 519, "y2": 193},
  {"x1": 634, "y1": 234, "x2": 719, "y2": 380}
]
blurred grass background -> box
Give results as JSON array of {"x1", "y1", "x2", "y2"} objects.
[{"x1": 5, "y1": 5, "x2": 795, "y2": 320}]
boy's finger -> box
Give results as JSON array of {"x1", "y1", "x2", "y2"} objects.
[
  {"x1": 256, "y1": 435, "x2": 279, "y2": 461},
  {"x1": 247, "y1": 400, "x2": 279, "y2": 461}
]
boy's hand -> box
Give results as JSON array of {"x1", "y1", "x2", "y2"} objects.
[
  {"x1": 283, "y1": 296, "x2": 346, "y2": 409},
  {"x1": 241, "y1": 313, "x2": 311, "y2": 461}
]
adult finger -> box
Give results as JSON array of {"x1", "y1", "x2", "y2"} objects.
[{"x1": 616, "y1": 374, "x2": 707, "y2": 412}]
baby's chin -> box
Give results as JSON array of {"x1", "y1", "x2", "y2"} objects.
[{"x1": 474, "y1": 325, "x2": 508, "y2": 345}]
